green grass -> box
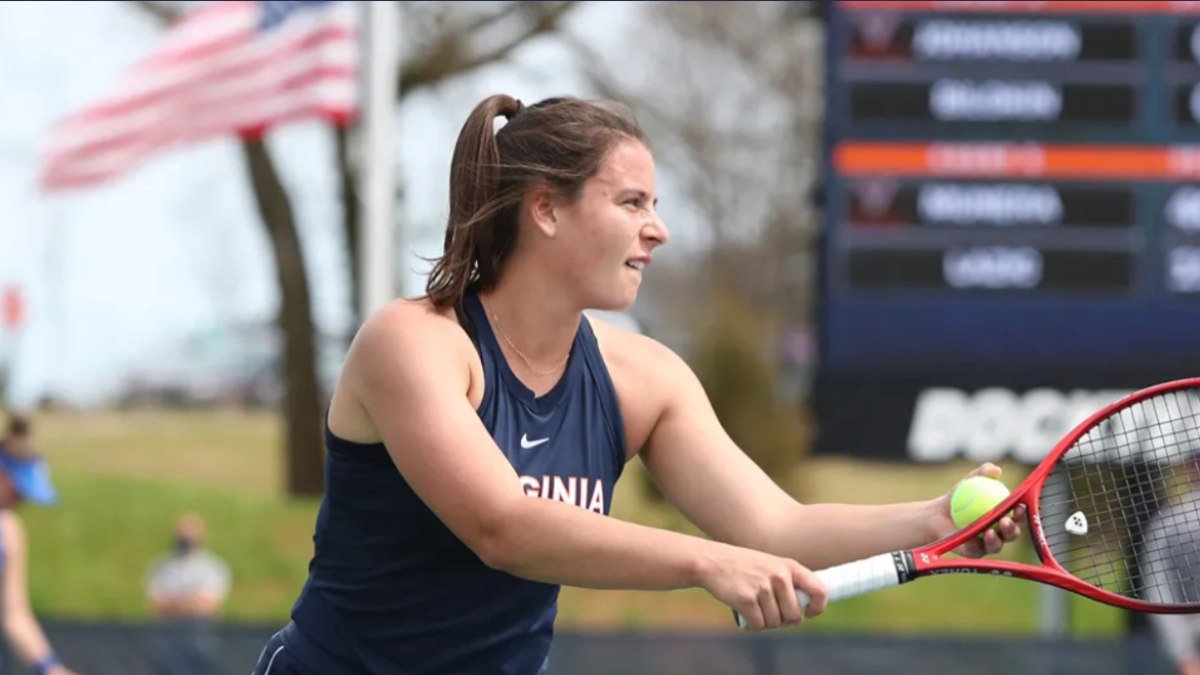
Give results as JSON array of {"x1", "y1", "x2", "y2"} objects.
[
  {"x1": 21, "y1": 467, "x2": 319, "y2": 622},
  {"x1": 13, "y1": 408, "x2": 1129, "y2": 636}
]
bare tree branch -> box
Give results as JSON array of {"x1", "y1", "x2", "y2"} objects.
[
  {"x1": 459, "y1": 1, "x2": 532, "y2": 37},
  {"x1": 132, "y1": 0, "x2": 579, "y2": 100},
  {"x1": 562, "y1": 32, "x2": 786, "y2": 156},
  {"x1": 565, "y1": 1, "x2": 825, "y2": 342},
  {"x1": 399, "y1": 1, "x2": 577, "y2": 96}
]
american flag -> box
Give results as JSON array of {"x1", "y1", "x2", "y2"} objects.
[{"x1": 40, "y1": 0, "x2": 360, "y2": 191}]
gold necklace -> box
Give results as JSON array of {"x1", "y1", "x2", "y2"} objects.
[{"x1": 490, "y1": 312, "x2": 570, "y2": 377}]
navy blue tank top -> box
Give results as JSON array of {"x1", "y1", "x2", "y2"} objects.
[{"x1": 284, "y1": 291, "x2": 626, "y2": 674}]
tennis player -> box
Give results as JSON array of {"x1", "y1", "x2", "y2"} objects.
[
  {"x1": 0, "y1": 416, "x2": 78, "y2": 675},
  {"x1": 252, "y1": 94, "x2": 1023, "y2": 675},
  {"x1": 1144, "y1": 451, "x2": 1200, "y2": 675}
]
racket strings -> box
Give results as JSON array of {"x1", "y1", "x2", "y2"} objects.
[
  {"x1": 1038, "y1": 387, "x2": 1200, "y2": 605},
  {"x1": 1041, "y1": 458, "x2": 1135, "y2": 589}
]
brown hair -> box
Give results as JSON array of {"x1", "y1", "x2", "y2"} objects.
[
  {"x1": 423, "y1": 94, "x2": 647, "y2": 310},
  {"x1": 5, "y1": 415, "x2": 29, "y2": 438}
]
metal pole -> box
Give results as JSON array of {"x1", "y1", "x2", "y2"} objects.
[
  {"x1": 1038, "y1": 468, "x2": 1070, "y2": 637},
  {"x1": 359, "y1": 0, "x2": 400, "y2": 321}
]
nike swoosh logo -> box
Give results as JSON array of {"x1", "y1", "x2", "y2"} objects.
[{"x1": 520, "y1": 434, "x2": 550, "y2": 450}]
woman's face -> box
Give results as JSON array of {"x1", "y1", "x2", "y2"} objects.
[{"x1": 543, "y1": 139, "x2": 670, "y2": 311}]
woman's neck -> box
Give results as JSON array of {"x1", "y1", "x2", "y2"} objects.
[{"x1": 479, "y1": 271, "x2": 581, "y2": 375}]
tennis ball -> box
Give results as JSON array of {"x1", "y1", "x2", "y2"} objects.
[{"x1": 950, "y1": 476, "x2": 1011, "y2": 529}]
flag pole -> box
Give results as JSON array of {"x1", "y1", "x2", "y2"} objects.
[{"x1": 359, "y1": 0, "x2": 400, "y2": 322}]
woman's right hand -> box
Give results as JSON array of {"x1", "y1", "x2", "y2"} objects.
[{"x1": 695, "y1": 543, "x2": 828, "y2": 630}]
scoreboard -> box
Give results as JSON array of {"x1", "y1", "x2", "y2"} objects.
[{"x1": 814, "y1": 1, "x2": 1200, "y2": 464}]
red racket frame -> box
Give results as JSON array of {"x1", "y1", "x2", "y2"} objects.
[{"x1": 907, "y1": 377, "x2": 1200, "y2": 613}]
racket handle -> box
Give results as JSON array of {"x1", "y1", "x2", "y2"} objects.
[{"x1": 735, "y1": 552, "x2": 909, "y2": 629}]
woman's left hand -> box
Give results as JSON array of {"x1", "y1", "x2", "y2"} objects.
[{"x1": 928, "y1": 463, "x2": 1027, "y2": 558}]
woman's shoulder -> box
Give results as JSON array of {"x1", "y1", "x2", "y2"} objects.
[
  {"x1": 343, "y1": 296, "x2": 477, "y2": 381},
  {"x1": 357, "y1": 297, "x2": 466, "y2": 349},
  {"x1": 330, "y1": 296, "x2": 480, "y2": 440}
]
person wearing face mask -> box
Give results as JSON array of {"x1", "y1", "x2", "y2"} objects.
[
  {"x1": 0, "y1": 414, "x2": 79, "y2": 675},
  {"x1": 144, "y1": 513, "x2": 231, "y2": 675}
]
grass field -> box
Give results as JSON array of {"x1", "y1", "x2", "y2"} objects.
[{"x1": 17, "y1": 407, "x2": 1126, "y2": 636}]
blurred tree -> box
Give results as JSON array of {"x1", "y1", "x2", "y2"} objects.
[
  {"x1": 133, "y1": 1, "x2": 578, "y2": 496},
  {"x1": 569, "y1": 2, "x2": 824, "y2": 487},
  {"x1": 691, "y1": 291, "x2": 807, "y2": 482}
]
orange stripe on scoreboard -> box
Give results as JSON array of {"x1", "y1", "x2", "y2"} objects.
[
  {"x1": 838, "y1": 1, "x2": 1200, "y2": 14},
  {"x1": 835, "y1": 143, "x2": 1200, "y2": 179}
]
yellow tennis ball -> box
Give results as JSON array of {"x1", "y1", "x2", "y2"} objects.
[{"x1": 950, "y1": 476, "x2": 1011, "y2": 529}]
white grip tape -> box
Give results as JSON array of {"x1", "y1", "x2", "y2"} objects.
[
  {"x1": 735, "y1": 552, "x2": 904, "y2": 629},
  {"x1": 800, "y1": 552, "x2": 904, "y2": 607}
]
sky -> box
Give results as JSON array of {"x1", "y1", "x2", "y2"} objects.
[{"x1": 0, "y1": 1, "x2": 705, "y2": 408}]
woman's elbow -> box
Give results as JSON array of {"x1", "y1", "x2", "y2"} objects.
[{"x1": 464, "y1": 499, "x2": 527, "y2": 573}]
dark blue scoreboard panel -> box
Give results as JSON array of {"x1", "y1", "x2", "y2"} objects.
[{"x1": 814, "y1": 1, "x2": 1200, "y2": 464}]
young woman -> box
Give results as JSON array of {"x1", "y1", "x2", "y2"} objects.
[
  {"x1": 0, "y1": 416, "x2": 78, "y2": 675},
  {"x1": 253, "y1": 94, "x2": 1023, "y2": 675}
]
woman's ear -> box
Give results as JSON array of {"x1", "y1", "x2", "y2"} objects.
[{"x1": 526, "y1": 185, "x2": 559, "y2": 238}]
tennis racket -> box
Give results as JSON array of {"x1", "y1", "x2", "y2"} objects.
[{"x1": 736, "y1": 377, "x2": 1200, "y2": 628}]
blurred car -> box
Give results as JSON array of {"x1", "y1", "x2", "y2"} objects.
[{"x1": 117, "y1": 325, "x2": 344, "y2": 409}]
